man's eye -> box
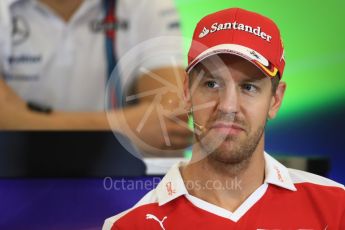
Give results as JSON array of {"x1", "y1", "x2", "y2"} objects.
[
  {"x1": 242, "y1": 84, "x2": 257, "y2": 92},
  {"x1": 205, "y1": 81, "x2": 219, "y2": 89}
]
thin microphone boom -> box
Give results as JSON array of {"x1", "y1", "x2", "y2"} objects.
[
  {"x1": 189, "y1": 107, "x2": 205, "y2": 132},
  {"x1": 193, "y1": 121, "x2": 204, "y2": 131}
]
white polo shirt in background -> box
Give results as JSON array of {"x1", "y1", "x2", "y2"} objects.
[{"x1": 0, "y1": 0, "x2": 183, "y2": 111}]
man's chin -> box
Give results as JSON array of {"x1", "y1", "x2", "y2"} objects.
[
  {"x1": 209, "y1": 150, "x2": 246, "y2": 165},
  {"x1": 205, "y1": 137, "x2": 252, "y2": 164},
  {"x1": 197, "y1": 131, "x2": 237, "y2": 153}
]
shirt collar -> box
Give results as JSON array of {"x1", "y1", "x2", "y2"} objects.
[
  {"x1": 157, "y1": 152, "x2": 296, "y2": 205},
  {"x1": 263, "y1": 152, "x2": 297, "y2": 191},
  {"x1": 156, "y1": 161, "x2": 189, "y2": 206}
]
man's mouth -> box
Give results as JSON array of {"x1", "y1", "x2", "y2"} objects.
[{"x1": 210, "y1": 122, "x2": 245, "y2": 135}]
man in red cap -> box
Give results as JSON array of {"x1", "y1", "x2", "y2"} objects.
[{"x1": 103, "y1": 8, "x2": 344, "y2": 230}]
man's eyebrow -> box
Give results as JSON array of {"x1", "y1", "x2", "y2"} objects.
[
  {"x1": 202, "y1": 73, "x2": 218, "y2": 79},
  {"x1": 199, "y1": 70, "x2": 223, "y2": 79},
  {"x1": 192, "y1": 68, "x2": 215, "y2": 79},
  {"x1": 241, "y1": 77, "x2": 264, "y2": 83},
  {"x1": 193, "y1": 67, "x2": 266, "y2": 81},
  {"x1": 240, "y1": 74, "x2": 267, "y2": 83},
  {"x1": 203, "y1": 73, "x2": 265, "y2": 82}
]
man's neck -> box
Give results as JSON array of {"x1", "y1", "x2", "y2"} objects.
[
  {"x1": 39, "y1": 0, "x2": 84, "y2": 22},
  {"x1": 181, "y1": 138, "x2": 266, "y2": 212}
]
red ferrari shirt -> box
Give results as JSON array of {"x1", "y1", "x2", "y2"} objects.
[{"x1": 103, "y1": 153, "x2": 345, "y2": 230}]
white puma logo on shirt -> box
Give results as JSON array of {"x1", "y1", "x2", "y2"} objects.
[{"x1": 146, "y1": 214, "x2": 167, "y2": 230}]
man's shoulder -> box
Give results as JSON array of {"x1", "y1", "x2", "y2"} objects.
[
  {"x1": 102, "y1": 189, "x2": 160, "y2": 230},
  {"x1": 102, "y1": 161, "x2": 187, "y2": 230},
  {"x1": 287, "y1": 167, "x2": 345, "y2": 201},
  {"x1": 287, "y1": 167, "x2": 344, "y2": 189},
  {"x1": 266, "y1": 152, "x2": 344, "y2": 192}
]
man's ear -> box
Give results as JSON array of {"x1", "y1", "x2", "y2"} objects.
[
  {"x1": 183, "y1": 73, "x2": 192, "y2": 111},
  {"x1": 268, "y1": 81, "x2": 286, "y2": 119}
]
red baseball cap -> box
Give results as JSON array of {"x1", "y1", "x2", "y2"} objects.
[{"x1": 186, "y1": 8, "x2": 285, "y2": 78}]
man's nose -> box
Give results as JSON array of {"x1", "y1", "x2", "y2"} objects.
[{"x1": 216, "y1": 84, "x2": 239, "y2": 114}]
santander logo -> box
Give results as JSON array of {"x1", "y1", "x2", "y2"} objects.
[
  {"x1": 198, "y1": 21, "x2": 272, "y2": 42},
  {"x1": 198, "y1": 27, "x2": 210, "y2": 38}
]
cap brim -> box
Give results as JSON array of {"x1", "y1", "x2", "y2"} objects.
[{"x1": 186, "y1": 44, "x2": 279, "y2": 78}]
